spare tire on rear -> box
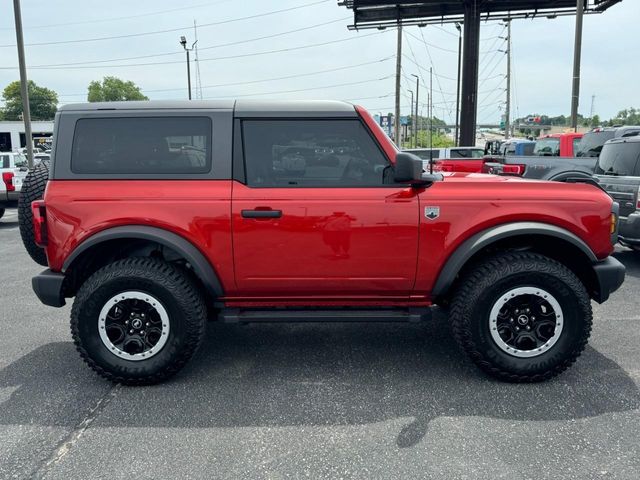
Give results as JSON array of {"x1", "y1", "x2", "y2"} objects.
[{"x1": 18, "y1": 160, "x2": 50, "y2": 266}]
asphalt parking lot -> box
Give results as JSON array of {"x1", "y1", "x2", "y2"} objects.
[{"x1": 1, "y1": 206, "x2": 639, "y2": 479}]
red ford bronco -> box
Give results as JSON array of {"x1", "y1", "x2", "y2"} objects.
[{"x1": 22, "y1": 100, "x2": 624, "y2": 385}]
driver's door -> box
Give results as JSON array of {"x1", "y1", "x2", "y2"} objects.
[{"x1": 231, "y1": 118, "x2": 420, "y2": 298}]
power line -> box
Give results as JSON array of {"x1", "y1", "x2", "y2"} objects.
[
  {"x1": 418, "y1": 29, "x2": 456, "y2": 122},
  {"x1": 202, "y1": 75, "x2": 395, "y2": 99},
  {"x1": 0, "y1": 0, "x2": 234, "y2": 31},
  {"x1": 56, "y1": 57, "x2": 394, "y2": 97},
  {"x1": 0, "y1": 0, "x2": 330, "y2": 48},
  {"x1": 8, "y1": 17, "x2": 349, "y2": 69},
  {"x1": 1, "y1": 31, "x2": 386, "y2": 71}
]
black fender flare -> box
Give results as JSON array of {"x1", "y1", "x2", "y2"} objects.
[
  {"x1": 431, "y1": 222, "x2": 597, "y2": 298},
  {"x1": 63, "y1": 225, "x2": 224, "y2": 298}
]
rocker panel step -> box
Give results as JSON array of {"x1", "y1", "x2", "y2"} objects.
[{"x1": 219, "y1": 308, "x2": 430, "y2": 324}]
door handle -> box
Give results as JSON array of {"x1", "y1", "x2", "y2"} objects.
[{"x1": 241, "y1": 209, "x2": 282, "y2": 219}]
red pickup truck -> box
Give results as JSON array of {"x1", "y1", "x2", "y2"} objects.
[{"x1": 21, "y1": 100, "x2": 624, "y2": 385}]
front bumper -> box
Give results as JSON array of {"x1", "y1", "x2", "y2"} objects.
[
  {"x1": 592, "y1": 257, "x2": 625, "y2": 303},
  {"x1": 618, "y1": 212, "x2": 640, "y2": 246},
  {"x1": 32, "y1": 269, "x2": 66, "y2": 307}
]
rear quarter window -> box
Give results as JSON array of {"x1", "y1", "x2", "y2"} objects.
[
  {"x1": 71, "y1": 117, "x2": 212, "y2": 174},
  {"x1": 596, "y1": 142, "x2": 640, "y2": 176}
]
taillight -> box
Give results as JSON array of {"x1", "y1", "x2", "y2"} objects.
[
  {"x1": 2, "y1": 171, "x2": 15, "y2": 192},
  {"x1": 31, "y1": 200, "x2": 48, "y2": 247},
  {"x1": 502, "y1": 164, "x2": 526, "y2": 176},
  {"x1": 637, "y1": 186, "x2": 640, "y2": 210}
]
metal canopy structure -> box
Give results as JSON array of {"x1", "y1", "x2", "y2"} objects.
[{"x1": 339, "y1": 0, "x2": 622, "y2": 145}]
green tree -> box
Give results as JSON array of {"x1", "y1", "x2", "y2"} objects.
[
  {"x1": 590, "y1": 115, "x2": 601, "y2": 128},
  {"x1": 87, "y1": 76, "x2": 148, "y2": 102},
  {"x1": 1, "y1": 80, "x2": 58, "y2": 120}
]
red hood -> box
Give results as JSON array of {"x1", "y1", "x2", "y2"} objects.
[{"x1": 439, "y1": 171, "x2": 544, "y2": 183}]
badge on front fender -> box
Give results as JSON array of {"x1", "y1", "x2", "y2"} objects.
[{"x1": 425, "y1": 206, "x2": 440, "y2": 220}]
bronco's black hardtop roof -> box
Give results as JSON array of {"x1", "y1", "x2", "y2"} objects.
[{"x1": 58, "y1": 100, "x2": 358, "y2": 117}]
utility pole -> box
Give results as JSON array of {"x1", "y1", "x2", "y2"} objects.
[
  {"x1": 504, "y1": 20, "x2": 512, "y2": 140},
  {"x1": 394, "y1": 25, "x2": 402, "y2": 146},
  {"x1": 590, "y1": 94, "x2": 596, "y2": 119},
  {"x1": 455, "y1": 22, "x2": 462, "y2": 147},
  {"x1": 411, "y1": 73, "x2": 420, "y2": 148},
  {"x1": 570, "y1": 0, "x2": 584, "y2": 132},
  {"x1": 12, "y1": 0, "x2": 34, "y2": 169}
]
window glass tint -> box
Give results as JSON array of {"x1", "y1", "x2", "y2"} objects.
[
  {"x1": 71, "y1": 117, "x2": 211, "y2": 174},
  {"x1": 575, "y1": 131, "x2": 614, "y2": 157},
  {"x1": 449, "y1": 148, "x2": 484, "y2": 159},
  {"x1": 243, "y1": 120, "x2": 390, "y2": 187},
  {"x1": 533, "y1": 138, "x2": 560, "y2": 156},
  {"x1": 595, "y1": 142, "x2": 640, "y2": 176},
  {"x1": 1, "y1": 155, "x2": 8, "y2": 169}
]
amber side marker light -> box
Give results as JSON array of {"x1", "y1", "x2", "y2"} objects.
[{"x1": 611, "y1": 213, "x2": 617, "y2": 235}]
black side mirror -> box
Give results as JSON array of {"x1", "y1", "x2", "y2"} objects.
[
  {"x1": 394, "y1": 152, "x2": 442, "y2": 187},
  {"x1": 394, "y1": 152, "x2": 424, "y2": 183}
]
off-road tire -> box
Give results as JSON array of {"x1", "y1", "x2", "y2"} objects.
[
  {"x1": 450, "y1": 251, "x2": 592, "y2": 382},
  {"x1": 71, "y1": 257, "x2": 207, "y2": 385},
  {"x1": 18, "y1": 160, "x2": 50, "y2": 266}
]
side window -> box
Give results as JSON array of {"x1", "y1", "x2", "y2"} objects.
[
  {"x1": 242, "y1": 119, "x2": 390, "y2": 187},
  {"x1": 71, "y1": 116, "x2": 212, "y2": 174},
  {"x1": 1, "y1": 155, "x2": 8, "y2": 169},
  {"x1": 573, "y1": 137, "x2": 582, "y2": 154}
]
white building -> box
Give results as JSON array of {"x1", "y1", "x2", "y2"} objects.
[{"x1": 0, "y1": 120, "x2": 54, "y2": 152}]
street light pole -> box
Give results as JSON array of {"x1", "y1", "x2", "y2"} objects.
[
  {"x1": 12, "y1": 0, "x2": 34, "y2": 169},
  {"x1": 455, "y1": 22, "x2": 462, "y2": 147},
  {"x1": 411, "y1": 74, "x2": 419, "y2": 148},
  {"x1": 180, "y1": 36, "x2": 197, "y2": 100}
]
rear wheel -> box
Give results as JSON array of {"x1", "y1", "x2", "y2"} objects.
[
  {"x1": 450, "y1": 252, "x2": 592, "y2": 382},
  {"x1": 0, "y1": 208, "x2": 5, "y2": 219},
  {"x1": 18, "y1": 160, "x2": 50, "y2": 266},
  {"x1": 71, "y1": 257, "x2": 207, "y2": 385}
]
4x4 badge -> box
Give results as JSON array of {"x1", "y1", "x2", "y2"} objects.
[{"x1": 425, "y1": 206, "x2": 440, "y2": 220}]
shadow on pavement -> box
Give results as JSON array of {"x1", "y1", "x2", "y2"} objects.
[
  {"x1": 0, "y1": 219, "x2": 18, "y2": 229},
  {"x1": 614, "y1": 249, "x2": 640, "y2": 278},
  {"x1": 1, "y1": 312, "x2": 638, "y2": 448}
]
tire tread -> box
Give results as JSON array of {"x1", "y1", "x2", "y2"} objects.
[{"x1": 450, "y1": 251, "x2": 592, "y2": 382}]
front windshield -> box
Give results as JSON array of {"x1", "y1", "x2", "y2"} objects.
[{"x1": 533, "y1": 138, "x2": 560, "y2": 156}]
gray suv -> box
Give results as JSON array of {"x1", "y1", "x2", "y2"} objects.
[{"x1": 594, "y1": 136, "x2": 640, "y2": 250}]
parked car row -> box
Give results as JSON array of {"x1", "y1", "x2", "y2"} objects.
[{"x1": 0, "y1": 151, "x2": 28, "y2": 218}]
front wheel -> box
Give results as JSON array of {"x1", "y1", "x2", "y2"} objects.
[
  {"x1": 71, "y1": 258, "x2": 207, "y2": 385},
  {"x1": 450, "y1": 252, "x2": 592, "y2": 382}
]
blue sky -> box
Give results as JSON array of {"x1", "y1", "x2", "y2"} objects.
[{"x1": 0, "y1": 0, "x2": 637, "y2": 124}]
